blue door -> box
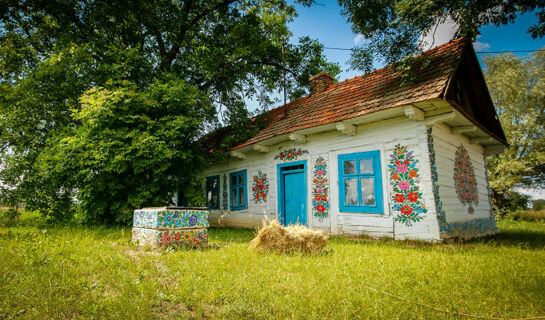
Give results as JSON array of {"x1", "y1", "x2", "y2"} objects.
[{"x1": 277, "y1": 161, "x2": 307, "y2": 226}]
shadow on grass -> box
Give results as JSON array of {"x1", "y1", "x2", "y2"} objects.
[{"x1": 469, "y1": 227, "x2": 545, "y2": 250}]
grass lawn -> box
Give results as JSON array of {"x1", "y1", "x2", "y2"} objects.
[{"x1": 1, "y1": 218, "x2": 544, "y2": 319}]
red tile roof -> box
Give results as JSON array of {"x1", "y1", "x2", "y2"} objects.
[{"x1": 231, "y1": 37, "x2": 468, "y2": 150}]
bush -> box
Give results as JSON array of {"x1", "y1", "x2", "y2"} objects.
[{"x1": 506, "y1": 210, "x2": 545, "y2": 222}]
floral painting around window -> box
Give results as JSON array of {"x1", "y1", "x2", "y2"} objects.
[
  {"x1": 454, "y1": 145, "x2": 479, "y2": 214},
  {"x1": 222, "y1": 174, "x2": 228, "y2": 209},
  {"x1": 389, "y1": 144, "x2": 427, "y2": 226},
  {"x1": 312, "y1": 156, "x2": 330, "y2": 220},
  {"x1": 252, "y1": 170, "x2": 269, "y2": 203},
  {"x1": 274, "y1": 148, "x2": 308, "y2": 161}
]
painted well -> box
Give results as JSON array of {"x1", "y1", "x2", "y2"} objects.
[{"x1": 132, "y1": 207, "x2": 209, "y2": 247}]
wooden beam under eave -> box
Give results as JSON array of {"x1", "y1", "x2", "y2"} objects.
[
  {"x1": 252, "y1": 144, "x2": 269, "y2": 153},
  {"x1": 335, "y1": 122, "x2": 356, "y2": 136},
  {"x1": 470, "y1": 136, "x2": 493, "y2": 145},
  {"x1": 484, "y1": 144, "x2": 506, "y2": 156},
  {"x1": 451, "y1": 125, "x2": 477, "y2": 135},
  {"x1": 404, "y1": 106, "x2": 425, "y2": 121},
  {"x1": 229, "y1": 150, "x2": 246, "y2": 159},
  {"x1": 288, "y1": 133, "x2": 307, "y2": 143},
  {"x1": 425, "y1": 111, "x2": 456, "y2": 126}
]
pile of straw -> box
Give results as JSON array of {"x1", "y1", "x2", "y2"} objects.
[{"x1": 250, "y1": 220, "x2": 328, "y2": 254}]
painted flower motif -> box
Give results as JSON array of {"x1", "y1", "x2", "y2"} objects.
[
  {"x1": 252, "y1": 171, "x2": 269, "y2": 203},
  {"x1": 188, "y1": 214, "x2": 198, "y2": 226},
  {"x1": 407, "y1": 192, "x2": 419, "y2": 202},
  {"x1": 174, "y1": 232, "x2": 182, "y2": 241},
  {"x1": 398, "y1": 181, "x2": 410, "y2": 190},
  {"x1": 161, "y1": 233, "x2": 172, "y2": 245},
  {"x1": 275, "y1": 148, "x2": 308, "y2": 161},
  {"x1": 316, "y1": 205, "x2": 325, "y2": 213},
  {"x1": 389, "y1": 144, "x2": 426, "y2": 226},
  {"x1": 396, "y1": 164, "x2": 408, "y2": 173},
  {"x1": 315, "y1": 195, "x2": 321, "y2": 201},
  {"x1": 400, "y1": 205, "x2": 413, "y2": 215},
  {"x1": 321, "y1": 195, "x2": 327, "y2": 201},
  {"x1": 183, "y1": 232, "x2": 191, "y2": 242}
]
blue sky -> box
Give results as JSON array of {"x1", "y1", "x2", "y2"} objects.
[{"x1": 287, "y1": 1, "x2": 545, "y2": 82}]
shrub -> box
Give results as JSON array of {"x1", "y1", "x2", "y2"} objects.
[{"x1": 506, "y1": 210, "x2": 545, "y2": 222}]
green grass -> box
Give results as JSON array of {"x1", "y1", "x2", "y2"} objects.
[{"x1": 1, "y1": 219, "x2": 544, "y2": 319}]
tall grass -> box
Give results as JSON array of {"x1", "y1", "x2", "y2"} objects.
[{"x1": 0, "y1": 219, "x2": 544, "y2": 319}]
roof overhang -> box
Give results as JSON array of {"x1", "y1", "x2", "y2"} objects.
[{"x1": 228, "y1": 98, "x2": 505, "y2": 159}]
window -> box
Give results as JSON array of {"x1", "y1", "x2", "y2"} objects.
[
  {"x1": 338, "y1": 151, "x2": 383, "y2": 213},
  {"x1": 205, "y1": 176, "x2": 220, "y2": 209},
  {"x1": 229, "y1": 170, "x2": 247, "y2": 210}
]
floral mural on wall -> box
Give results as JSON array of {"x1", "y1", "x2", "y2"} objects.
[
  {"x1": 389, "y1": 144, "x2": 427, "y2": 226},
  {"x1": 274, "y1": 148, "x2": 308, "y2": 161},
  {"x1": 427, "y1": 128, "x2": 497, "y2": 237},
  {"x1": 312, "y1": 156, "x2": 330, "y2": 220},
  {"x1": 454, "y1": 144, "x2": 479, "y2": 214},
  {"x1": 252, "y1": 170, "x2": 269, "y2": 203}
]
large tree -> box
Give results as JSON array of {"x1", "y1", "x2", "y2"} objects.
[
  {"x1": 0, "y1": 0, "x2": 340, "y2": 223},
  {"x1": 483, "y1": 50, "x2": 545, "y2": 212},
  {"x1": 339, "y1": 0, "x2": 545, "y2": 73}
]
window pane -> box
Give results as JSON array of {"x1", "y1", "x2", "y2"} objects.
[
  {"x1": 238, "y1": 187, "x2": 244, "y2": 206},
  {"x1": 232, "y1": 175, "x2": 237, "y2": 186},
  {"x1": 238, "y1": 174, "x2": 244, "y2": 185},
  {"x1": 361, "y1": 177, "x2": 375, "y2": 205},
  {"x1": 232, "y1": 188, "x2": 238, "y2": 206},
  {"x1": 211, "y1": 191, "x2": 218, "y2": 208},
  {"x1": 359, "y1": 159, "x2": 373, "y2": 174},
  {"x1": 344, "y1": 160, "x2": 356, "y2": 174},
  {"x1": 207, "y1": 190, "x2": 213, "y2": 204},
  {"x1": 344, "y1": 178, "x2": 358, "y2": 205}
]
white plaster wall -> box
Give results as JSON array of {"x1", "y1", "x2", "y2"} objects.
[
  {"x1": 202, "y1": 116, "x2": 441, "y2": 240},
  {"x1": 431, "y1": 124, "x2": 493, "y2": 223}
]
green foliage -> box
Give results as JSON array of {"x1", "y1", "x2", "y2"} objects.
[
  {"x1": 339, "y1": 0, "x2": 545, "y2": 72},
  {"x1": 533, "y1": 199, "x2": 545, "y2": 211},
  {"x1": 1, "y1": 222, "x2": 545, "y2": 319},
  {"x1": 505, "y1": 209, "x2": 545, "y2": 222},
  {"x1": 483, "y1": 51, "x2": 545, "y2": 210},
  {"x1": 0, "y1": 0, "x2": 339, "y2": 224}
]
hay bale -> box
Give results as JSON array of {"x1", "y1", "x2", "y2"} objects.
[{"x1": 250, "y1": 220, "x2": 328, "y2": 254}]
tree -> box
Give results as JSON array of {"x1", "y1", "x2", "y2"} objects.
[
  {"x1": 483, "y1": 50, "x2": 545, "y2": 212},
  {"x1": 0, "y1": 0, "x2": 339, "y2": 223},
  {"x1": 338, "y1": 0, "x2": 545, "y2": 73}
]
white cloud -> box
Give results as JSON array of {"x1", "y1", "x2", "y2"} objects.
[
  {"x1": 419, "y1": 16, "x2": 459, "y2": 50},
  {"x1": 353, "y1": 34, "x2": 364, "y2": 45},
  {"x1": 473, "y1": 41, "x2": 491, "y2": 51}
]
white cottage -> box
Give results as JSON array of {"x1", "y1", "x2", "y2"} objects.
[{"x1": 193, "y1": 37, "x2": 507, "y2": 241}]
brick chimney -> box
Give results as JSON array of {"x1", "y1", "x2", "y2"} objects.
[{"x1": 309, "y1": 72, "x2": 335, "y2": 95}]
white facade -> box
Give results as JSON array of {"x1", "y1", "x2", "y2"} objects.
[{"x1": 200, "y1": 104, "x2": 499, "y2": 241}]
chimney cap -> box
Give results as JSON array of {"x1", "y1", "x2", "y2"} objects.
[{"x1": 309, "y1": 71, "x2": 335, "y2": 82}]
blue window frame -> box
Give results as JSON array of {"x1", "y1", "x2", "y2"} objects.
[
  {"x1": 206, "y1": 175, "x2": 220, "y2": 209},
  {"x1": 338, "y1": 150, "x2": 383, "y2": 213},
  {"x1": 229, "y1": 170, "x2": 247, "y2": 210}
]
